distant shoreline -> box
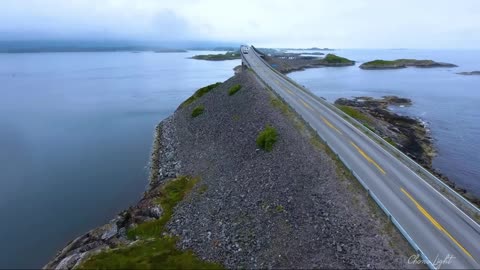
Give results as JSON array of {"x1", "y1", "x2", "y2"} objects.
[{"x1": 0, "y1": 48, "x2": 188, "y2": 53}]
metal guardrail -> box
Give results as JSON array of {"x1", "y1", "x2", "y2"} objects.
[
  {"x1": 243, "y1": 46, "x2": 437, "y2": 269},
  {"x1": 249, "y1": 46, "x2": 480, "y2": 217}
]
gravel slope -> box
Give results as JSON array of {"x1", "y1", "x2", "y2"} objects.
[{"x1": 165, "y1": 69, "x2": 414, "y2": 268}]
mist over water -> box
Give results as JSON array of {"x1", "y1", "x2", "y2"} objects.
[
  {"x1": 288, "y1": 49, "x2": 480, "y2": 197},
  {"x1": 0, "y1": 51, "x2": 239, "y2": 268}
]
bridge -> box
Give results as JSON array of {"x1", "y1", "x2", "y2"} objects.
[{"x1": 241, "y1": 45, "x2": 480, "y2": 269}]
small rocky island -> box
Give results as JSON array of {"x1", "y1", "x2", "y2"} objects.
[
  {"x1": 264, "y1": 53, "x2": 355, "y2": 73},
  {"x1": 190, "y1": 51, "x2": 240, "y2": 61},
  {"x1": 359, "y1": 59, "x2": 457, "y2": 69},
  {"x1": 457, "y1": 71, "x2": 480, "y2": 75}
]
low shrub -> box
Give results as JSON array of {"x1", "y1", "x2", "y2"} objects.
[
  {"x1": 228, "y1": 84, "x2": 242, "y2": 96},
  {"x1": 191, "y1": 105, "x2": 205, "y2": 118},
  {"x1": 256, "y1": 125, "x2": 278, "y2": 152}
]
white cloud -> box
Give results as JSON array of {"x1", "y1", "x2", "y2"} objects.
[{"x1": 0, "y1": 0, "x2": 479, "y2": 48}]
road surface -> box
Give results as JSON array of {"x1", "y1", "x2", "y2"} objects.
[{"x1": 242, "y1": 46, "x2": 480, "y2": 269}]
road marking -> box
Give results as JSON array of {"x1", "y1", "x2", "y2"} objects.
[
  {"x1": 299, "y1": 99, "x2": 313, "y2": 111},
  {"x1": 321, "y1": 116, "x2": 343, "y2": 135},
  {"x1": 401, "y1": 188, "x2": 474, "y2": 259},
  {"x1": 285, "y1": 88, "x2": 294, "y2": 95},
  {"x1": 350, "y1": 141, "x2": 386, "y2": 174}
]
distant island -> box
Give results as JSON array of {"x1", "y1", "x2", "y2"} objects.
[
  {"x1": 282, "y1": 47, "x2": 334, "y2": 51},
  {"x1": 190, "y1": 51, "x2": 240, "y2": 61},
  {"x1": 360, "y1": 59, "x2": 457, "y2": 70},
  {"x1": 318, "y1": 54, "x2": 354, "y2": 66},
  {"x1": 457, "y1": 71, "x2": 480, "y2": 75},
  {"x1": 304, "y1": 52, "x2": 325, "y2": 55},
  {"x1": 263, "y1": 52, "x2": 354, "y2": 73}
]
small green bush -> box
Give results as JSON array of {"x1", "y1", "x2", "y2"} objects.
[
  {"x1": 228, "y1": 84, "x2": 242, "y2": 96},
  {"x1": 256, "y1": 125, "x2": 278, "y2": 152},
  {"x1": 191, "y1": 105, "x2": 205, "y2": 118}
]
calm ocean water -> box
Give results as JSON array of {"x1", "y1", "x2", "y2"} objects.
[
  {"x1": 288, "y1": 49, "x2": 480, "y2": 198},
  {"x1": 0, "y1": 51, "x2": 239, "y2": 268}
]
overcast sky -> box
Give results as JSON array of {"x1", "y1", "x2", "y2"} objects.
[{"x1": 1, "y1": 0, "x2": 479, "y2": 48}]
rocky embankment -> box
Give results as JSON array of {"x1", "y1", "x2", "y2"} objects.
[
  {"x1": 359, "y1": 59, "x2": 457, "y2": 69},
  {"x1": 264, "y1": 53, "x2": 354, "y2": 74},
  {"x1": 45, "y1": 70, "x2": 414, "y2": 269},
  {"x1": 335, "y1": 96, "x2": 434, "y2": 167},
  {"x1": 334, "y1": 96, "x2": 479, "y2": 206}
]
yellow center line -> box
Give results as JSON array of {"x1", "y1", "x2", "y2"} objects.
[
  {"x1": 401, "y1": 188, "x2": 474, "y2": 259},
  {"x1": 321, "y1": 116, "x2": 343, "y2": 135},
  {"x1": 350, "y1": 141, "x2": 386, "y2": 174},
  {"x1": 299, "y1": 99, "x2": 313, "y2": 111}
]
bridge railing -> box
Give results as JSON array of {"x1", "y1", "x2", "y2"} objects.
[{"x1": 249, "y1": 46, "x2": 480, "y2": 218}]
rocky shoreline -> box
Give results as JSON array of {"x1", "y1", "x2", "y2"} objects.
[
  {"x1": 334, "y1": 96, "x2": 479, "y2": 206},
  {"x1": 44, "y1": 70, "x2": 414, "y2": 269},
  {"x1": 335, "y1": 96, "x2": 435, "y2": 168}
]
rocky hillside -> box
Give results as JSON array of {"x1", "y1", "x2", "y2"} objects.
[{"x1": 45, "y1": 69, "x2": 416, "y2": 269}]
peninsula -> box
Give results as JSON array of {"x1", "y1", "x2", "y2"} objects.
[
  {"x1": 359, "y1": 59, "x2": 457, "y2": 69},
  {"x1": 45, "y1": 68, "x2": 411, "y2": 269}
]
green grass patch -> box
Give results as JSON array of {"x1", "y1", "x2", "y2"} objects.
[
  {"x1": 384, "y1": 137, "x2": 397, "y2": 147},
  {"x1": 363, "y1": 59, "x2": 398, "y2": 66},
  {"x1": 77, "y1": 176, "x2": 222, "y2": 269},
  {"x1": 363, "y1": 123, "x2": 375, "y2": 132},
  {"x1": 181, "y1": 82, "x2": 221, "y2": 108},
  {"x1": 256, "y1": 125, "x2": 278, "y2": 152},
  {"x1": 78, "y1": 236, "x2": 221, "y2": 270},
  {"x1": 321, "y1": 54, "x2": 353, "y2": 64},
  {"x1": 191, "y1": 105, "x2": 205, "y2": 118},
  {"x1": 127, "y1": 176, "x2": 199, "y2": 239},
  {"x1": 270, "y1": 96, "x2": 291, "y2": 116},
  {"x1": 270, "y1": 95, "x2": 305, "y2": 131},
  {"x1": 337, "y1": 105, "x2": 371, "y2": 123},
  {"x1": 228, "y1": 84, "x2": 242, "y2": 96}
]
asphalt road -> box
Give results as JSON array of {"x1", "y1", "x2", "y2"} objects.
[{"x1": 242, "y1": 46, "x2": 480, "y2": 269}]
